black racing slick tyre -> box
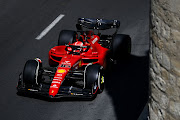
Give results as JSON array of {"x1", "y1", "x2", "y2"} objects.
[
  {"x1": 111, "y1": 34, "x2": 131, "y2": 61},
  {"x1": 23, "y1": 60, "x2": 40, "y2": 85},
  {"x1": 85, "y1": 64, "x2": 104, "y2": 94},
  {"x1": 58, "y1": 30, "x2": 77, "y2": 45}
]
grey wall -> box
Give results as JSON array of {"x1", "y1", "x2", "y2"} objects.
[{"x1": 150, "y1": 0, "x2": 180, "y2": 119}]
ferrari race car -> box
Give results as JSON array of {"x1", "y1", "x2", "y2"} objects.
[{"x1": 17, "y1": 18, "x2": 131, "y2": 99}]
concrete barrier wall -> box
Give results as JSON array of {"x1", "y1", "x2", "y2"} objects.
[{"x1": 150, "y1": 0, "x2": 180, "y2": 119}]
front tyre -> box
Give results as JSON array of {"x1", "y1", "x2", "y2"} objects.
[
  {"x1": 85, "y1": 64, "x2": 104, "y2": 95},
  {"x1": 23, "y1": 60, "x2": 41, "y2": 85}
]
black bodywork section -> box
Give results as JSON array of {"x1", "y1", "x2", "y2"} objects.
[{"x1": 77, "y1": 18, "x2": 120, "y2": 30}]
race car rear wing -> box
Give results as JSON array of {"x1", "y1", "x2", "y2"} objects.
[{"x1": 76, "y1": 18, "x2": 120, "y2": 31}]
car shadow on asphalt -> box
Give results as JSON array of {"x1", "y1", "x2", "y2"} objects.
[{"x1": 105, "y1": 53, "x2": 149, "y2": 120}]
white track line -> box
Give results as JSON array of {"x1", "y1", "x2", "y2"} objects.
[{"x1": 36, "y1": 14, "x2": 65, "y2": 40}]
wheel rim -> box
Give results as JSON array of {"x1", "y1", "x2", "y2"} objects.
[
  {"x1": 92, "y1": 81, "x2": 98, "y2": 94},
  {"x1": 98, "y1": 72, "x2": 104, "y2": 89},
  {"x1": 97, "y1": 71, "x2": 105, "y2": 93},
  {"x1": 98, "y1": 72, "x2": 101, "y2": 89},
  {"x1": 35, "y1": 60, "x2": 40, "y2": 85}
]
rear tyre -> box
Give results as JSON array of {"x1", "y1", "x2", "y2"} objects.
[
  {"x1": 23, "y1": 60, "x2": 40, "y2": 85},
  {"x1": 111, "y1": 34, "x2": 131, "y2": 61},
  {"x1": 85, "y1": 64, "x2": 104, "y2": 94},
  {"x1": 58, "y1": 30, "x2": 77, "y2": 45}
]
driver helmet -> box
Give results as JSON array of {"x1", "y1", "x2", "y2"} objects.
[{"x1": 72, "y1": 41, "x2": 83, "y2": 46}]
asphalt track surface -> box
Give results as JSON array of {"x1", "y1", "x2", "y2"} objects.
[{"x1": 0, "y1": 0, "x2": 150, "y2": 120}]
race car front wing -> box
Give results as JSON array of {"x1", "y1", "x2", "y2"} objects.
[{"x1": 17, "y1": 75, "x2": 94, "y2": 99}]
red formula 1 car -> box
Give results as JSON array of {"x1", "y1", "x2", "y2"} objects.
[{"x1": 17, "y1": 18, "x2": 131, "y2": 99}]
